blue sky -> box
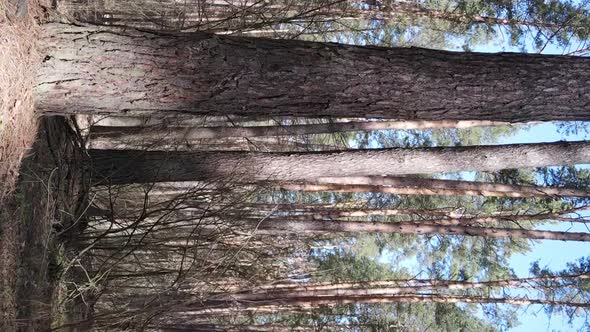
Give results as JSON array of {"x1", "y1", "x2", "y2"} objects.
[
  {"x1": 499, "y1": 123, "x2": 590, "y2": 332},
  {"x1": 369, "y1": 62, "x2": 590, "y2": 332},
  {"x1": 338, "y1": 12, "x2": 590, "y2": 330},
  {"x1": 466, "y1": 20, "x2": 589, "y2": 331}
]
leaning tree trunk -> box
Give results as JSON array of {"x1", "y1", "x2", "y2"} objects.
[
  {"x1": 88, "y1": 141, "x2": 590, "y2": 184},
  {"x1": 37, "y1": 23, "x2": 590, "y2": 121}
]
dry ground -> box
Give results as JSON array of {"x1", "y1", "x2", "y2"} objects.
[
  {"x1": 1, "y1": 2, "x2": 92, "y2": 329},
  {"x1": 0, "y1": 0, "x2": 41, "y2": 329},
  {"x1": 0, "y1": 0, "x2": 41, "y2": 203},
  {"x1": 1, "y1": 117, "x2": 90, "y2": 331}
]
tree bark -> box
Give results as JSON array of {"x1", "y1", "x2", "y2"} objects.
[
  {"x1": 246, "y1": 205, "x2": 457, "y2": 218},
  {"x1": 127, "y1": 273, "x2": 589, "y2": 310},
  {"x1": 88, "y1": 141, "x2": 590, "y2": 184},
  {"x1": 37, "y1": 23, "x2": 590, "y2": 121},
  {"x1": 178, "y1": 294, "x2": 590, "y2": 316},
  {"x1": 251, "y1": 219, "x2": 590, "y2": 241},
  {"x1": 276, "y1": 176, "x2": 590, "y2": 198},
  {"x1": 89, "y1": 119, "x2": 510, "y2": 142},
  {"x1": 239, "y1": 274, "x2": 589, "y2": 293}
]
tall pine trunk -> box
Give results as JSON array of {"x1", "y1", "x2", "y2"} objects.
[
  {"x1": 277, "y1": 176, "x2": 590, "y2": 198},
  {"x1": 89, "y1": 119, "x2": 508, "y2": 142},
  {"x1": 37, "y1": 23, "x2": 590, "y2": 120},
  {"x1": 89, "y1": 141, "x2": 590, "y2": 184},
  {"x1": 250, "y1": 219, "x2": 590, "y2": 241}
]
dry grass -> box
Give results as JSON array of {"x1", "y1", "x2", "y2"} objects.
[
  {"x1": 0, "y1": 2, "x2": 51, "y2": 329},
  {"x1": 0, "y1": 0, "x2": 41, "y2": 203},
  {"x1": 0, "y1": 209, "x2": 18, "y2": 330},
  {"x1": 0, "y1": 117, "x2": 84, "y2": 331}
]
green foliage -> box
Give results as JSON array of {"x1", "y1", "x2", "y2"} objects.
[
  {"x1": 529, "y1": 257, "x2": 590, "y2": 329},
  {"x1": 354, "y1": 302, "x2": 502, "y2": 332},
  {"x1": 313, "y1": 248, "x2": 397, "y2": 281},
  {"x1": 299, "y1": 0, "x2": 590, "y2": 53}
]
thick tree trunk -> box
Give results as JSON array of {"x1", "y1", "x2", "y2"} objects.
[
  {"x1": 37, "y1": 23, "x2": 590, "y2": 120},
  {"x1": 277, "y1": 176, "x2": 590, "y2": 198},
  {"x1": 252, "y1": 219, "x2": 590, "y2": 241},
  {"x1": 88, "y1": 141, "x2": 590, "y2": 184}
]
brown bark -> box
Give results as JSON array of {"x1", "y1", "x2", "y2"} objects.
[
  {"x1": 37, "y1": 23, "x2": 590, "y2": 121},
  {"x1": 88, "y1": 141, "x2": 590, "y2": 184},
  {"x1": 242, "y1": 274, "x2": 589, "y2": 293},
  {"x1": 89, "y1": 119, "x2": 510, "y2": 142},
  {"x1": 248, "y1": 205, "x2": 457, "y2": 218},
  {"x1": 213, "y1": 276, "x2": 589, "y2": 304},
  {"x1": 252, "y1": 219, "x2": 590, "y2": 241},
  {"x1": 122, "y1": 274, "x2": 590, "y2": 318},
  {"x1": 178, "y1": 294, "x2": 590, "y2": 316},
  {"x1": 277, "y1": 176, "x2": 590, "y2": 198}
]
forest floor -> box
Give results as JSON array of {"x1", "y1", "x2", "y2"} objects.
[
  {"x1": 1, "y1": 3, "x2": 103, "y2": 330},
  {"x1": 0, "y1": 0, "x2": 42, "y2": 203},
  {"x1": 0, "y1": 114, "x2": 92, "y2": 332}
]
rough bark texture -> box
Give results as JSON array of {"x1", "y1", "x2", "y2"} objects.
[
  {"x1": 89, "y1": 141, "x2": 590, "y2": 184},
  {"x1": 37, "y1": 23, "x2": 590, "y2": 121}
]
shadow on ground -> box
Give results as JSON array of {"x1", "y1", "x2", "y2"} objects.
[{"x1": 0, "y1": 116, "x2": 91, "y2": 331}]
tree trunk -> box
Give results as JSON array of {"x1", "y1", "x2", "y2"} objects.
[
  {"x1": 37, "y1": 23, "x2": 590, "y2": 121},
  {"x1": 126, "y1": 273, "x2": 589, "y2": 310},
  {"x1": 89, "y1": 119, "x2": 510, "y2": 142},
  {"x1": 88, "y1": 141, "x2": 590, "y2": 184},
  {"x1": 245, "y1": 204, "x2": 457, "y2": 218},
  {"x1": 277, "y1": 176, "x2": 590, "y2": 198},
  {"x1": 252, "y1": 219, "x2": 590, "y2": 241},
  {"x1": 177, "y1": 294, "x2": 590, "y2": 316},
  {"x1": 239, "y1": 273, "x2": 588, "y2": 293}
]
